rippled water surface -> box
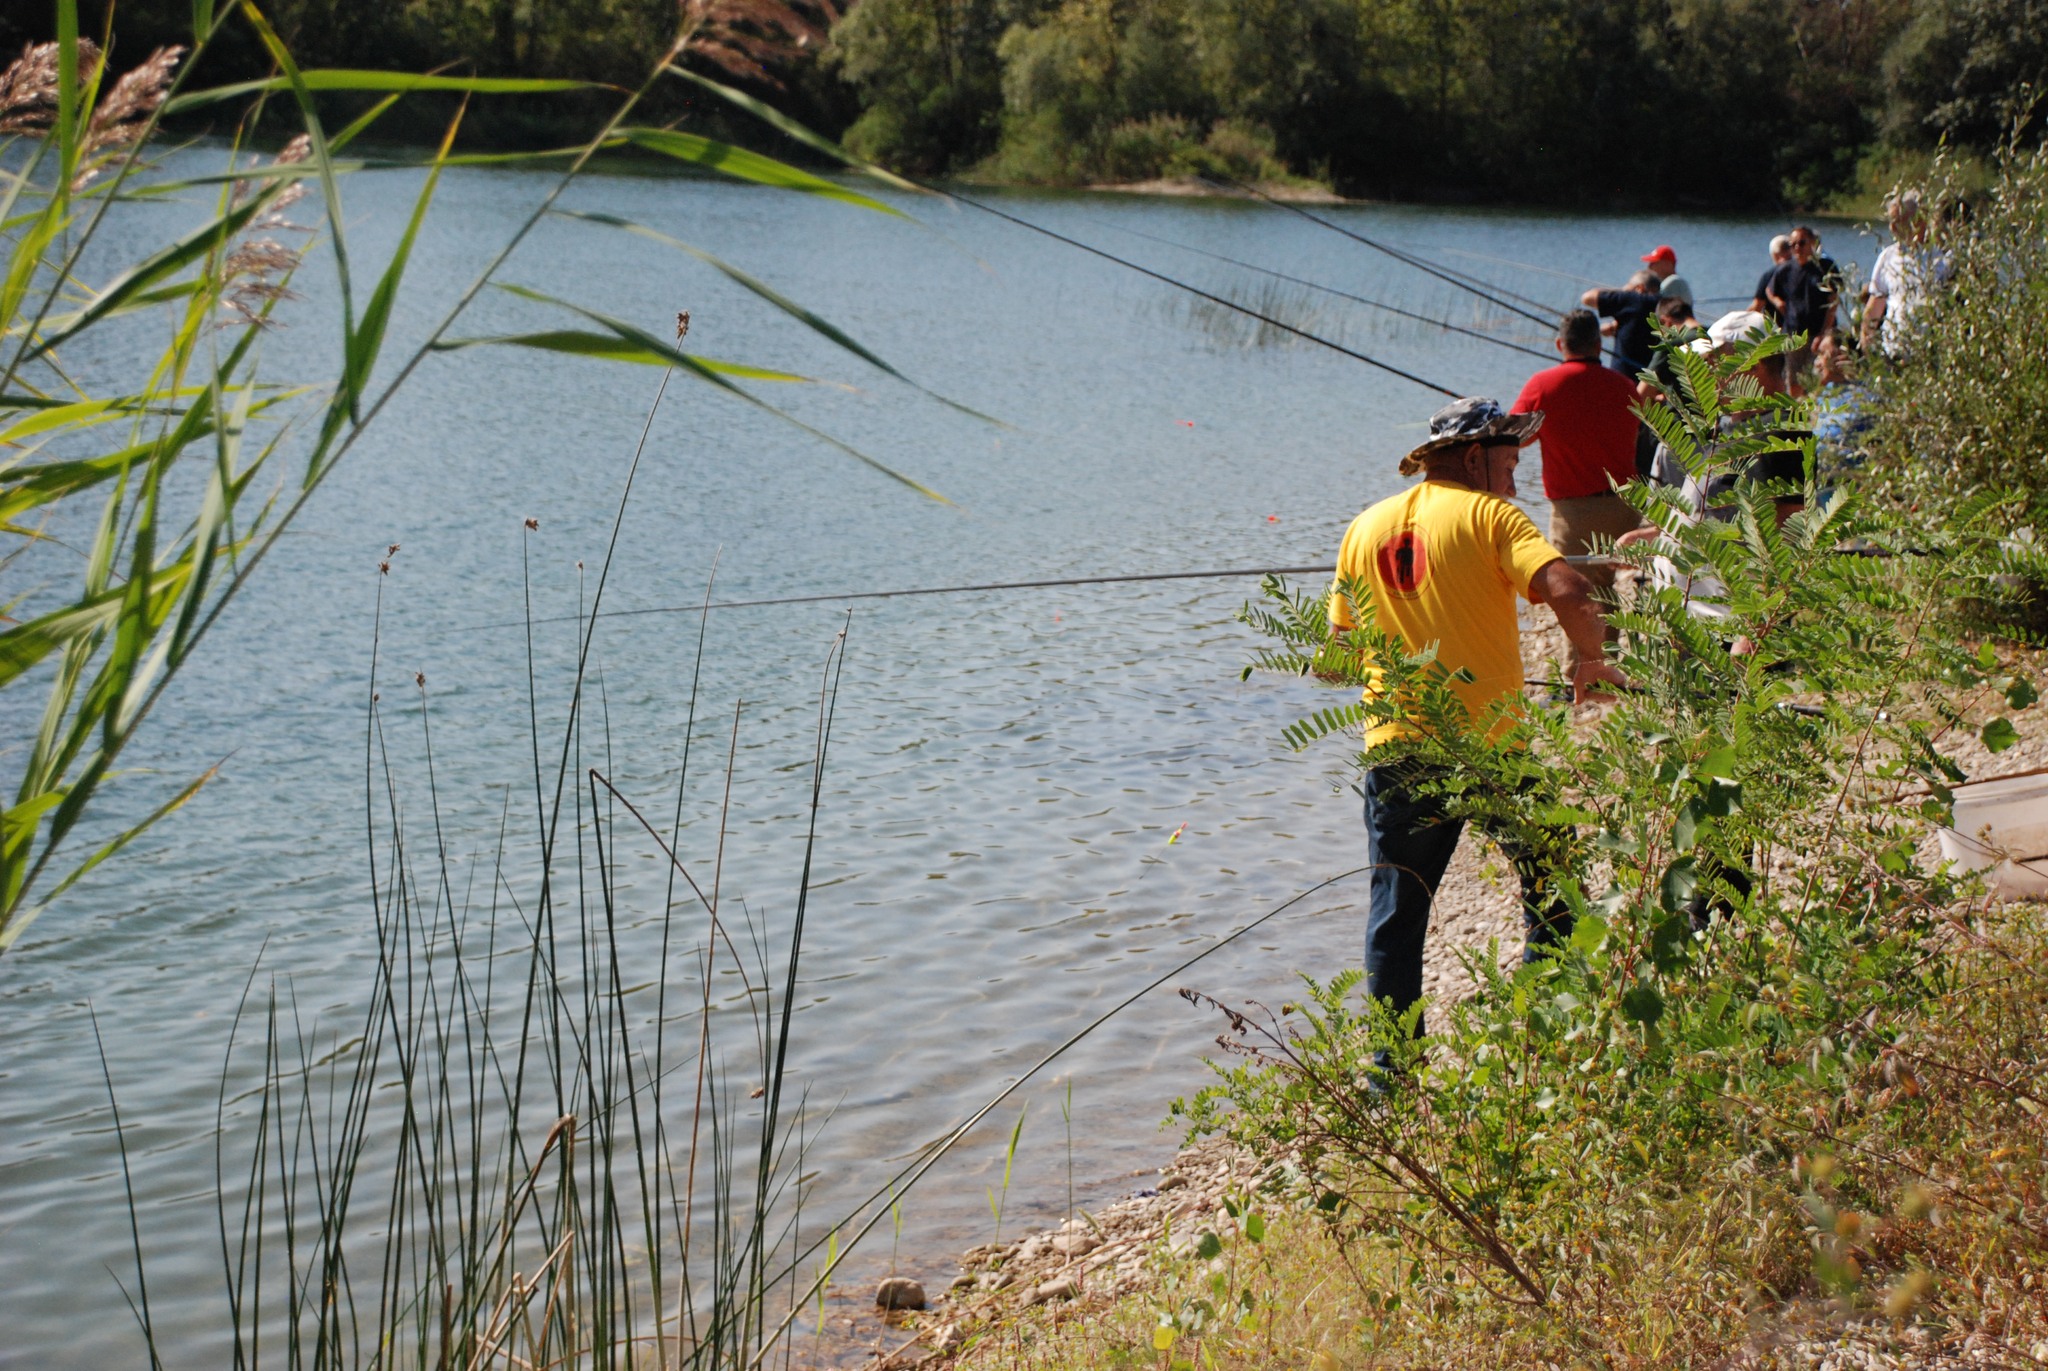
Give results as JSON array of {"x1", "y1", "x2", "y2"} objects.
[{"x1": 0, "y1": 157, "x2": 1871, "y2": 1363}]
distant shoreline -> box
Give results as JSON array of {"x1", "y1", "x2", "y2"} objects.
[{"x1": 1076, "y1": 176, "x2": 1346, "y2": 204}]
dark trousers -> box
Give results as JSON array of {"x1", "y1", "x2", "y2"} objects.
[{"x1": 1362, "y1": 765, "x2": 1576, "y2": 1035}]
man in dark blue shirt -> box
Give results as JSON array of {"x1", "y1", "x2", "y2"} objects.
[
  {"x1": 1768, "y1": 227, "x2": 1837, "y2": 338},
  {"x1": 1581, "y1": 270, "x2": 1660, "y2": 378},
  {"x1": 1767, "y1": 225, "x2": 1837, "y2": 387}
]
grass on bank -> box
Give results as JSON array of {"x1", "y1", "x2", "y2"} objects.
[{"x1": 959, "y1": 898, "x2": 2048, "y2": 1368}]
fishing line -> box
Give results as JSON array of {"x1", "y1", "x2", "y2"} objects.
[
  {"x1": 1401, "y1": 242, "x2": 1601, "y2": 289},
  {"x1": 934, "y1": 185, "x2": 1463, "y2": 398},
  {"x1": 1378, "y1": 244, "x2": 1561, "y2": 315},
  {"x1": 452, "y1": 557, "x2": 1618, "y2": 634},
  {"x1": 1201, "y1": 174, "x2": 1558, "y2": 328},
  {"x1": 1110, "y1": 223, "x2": 1555, "y2": 362}
]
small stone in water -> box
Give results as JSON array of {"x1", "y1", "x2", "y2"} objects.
[{"x1": 875, "y1": 1277, "x2": 926, "y2": 1311}]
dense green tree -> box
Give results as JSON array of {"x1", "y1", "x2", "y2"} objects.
[
  {"x1": 831, "y1": 0, "x2": 1017, "y2": 171},
  {"x1": 15, "y1": 0, "x2": 2040, "y2": 206},
  {"x1": 1884, "y1": 0, "x2": 2048, "y2": 148}
]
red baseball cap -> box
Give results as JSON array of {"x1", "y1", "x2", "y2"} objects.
[{"x1": 1641, "y1": 244, "x2": 1677, "y2": 265}]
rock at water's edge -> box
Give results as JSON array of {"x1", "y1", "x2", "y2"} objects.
[{"x1": 875, "y1": 1276, "x2": 926, "y2": 1311}]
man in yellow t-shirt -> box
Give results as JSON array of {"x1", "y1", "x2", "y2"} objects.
[{"x1": 1330, "y1": 396, "x2": 1625, "y2": 1045}]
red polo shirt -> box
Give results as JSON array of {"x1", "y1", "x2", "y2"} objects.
[{"x1": 1511, "y1": 357, "x2": 1641, "y2": 499}]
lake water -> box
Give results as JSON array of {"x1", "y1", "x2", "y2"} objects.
[{"x1": 0, "y1": 156, "x2": 1874, "y2": 1363}]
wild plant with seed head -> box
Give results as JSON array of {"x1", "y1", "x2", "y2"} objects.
[
  {"x1": 681, "y1": 0, "x2": 840, "y2": 88},
  {"x1": 220, "y1": 239, "x2": 301, "y2": 326},
  {"x1": 80, "y1": 46, "x2": 182, "y2": 155},
  {"x1": 66, "y1": 45, "x2": 184, "y2": 190},
  {"x1": 0, "y1": 39, "x2": 97, "y2": 136}
]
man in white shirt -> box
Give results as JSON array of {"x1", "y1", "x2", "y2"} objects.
[{"x1": 1862, "y1": 189, "x2": 1949, "y2": 358}]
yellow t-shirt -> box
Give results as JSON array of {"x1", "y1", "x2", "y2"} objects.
[{"x1": 1328, "y1": 481, "x2": 1563, "y2": 748}]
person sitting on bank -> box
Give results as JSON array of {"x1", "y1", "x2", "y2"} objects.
[
  {"x1": 1510, "y1": 309, "x2": 1644, "y2": 686},
  {"x1": 1581, "y1": 270, "x2": 1661, "y2": 379},
  {"x1": 1750, "y1": 233, "x2": 1792, "y2": 323},
  {"x1": 1634, "y1": 295, "x2": 1701, "y2": 477},
  {"x1": 1638, "y1": 294, "x2": 1701, "y2": 401},
  {"x1": 1329, "y1": 398, "x2": 1628, "y2": 1054}
]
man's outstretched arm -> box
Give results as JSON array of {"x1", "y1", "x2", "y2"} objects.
[{"x1": 1530, "y1": 557, "x2": 1629, "y2": 698}]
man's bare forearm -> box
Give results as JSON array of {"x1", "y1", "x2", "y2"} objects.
[{"x1": 1547, "y1": 588, "x2": 1612, "y2": 668}]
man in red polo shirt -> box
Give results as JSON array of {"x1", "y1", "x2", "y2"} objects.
[{"x1": 1511, "y1": 308, "x2": 1643, "y2": 682}]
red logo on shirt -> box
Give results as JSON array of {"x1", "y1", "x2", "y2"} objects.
[{"x1": 1376, "y1": 528, "x2": 1429, "y2": 597}]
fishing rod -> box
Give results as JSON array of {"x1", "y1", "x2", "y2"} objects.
[
  {"x1": 1408, "y1": 242, "x2": 1601, "y2": 289},
  {"x1": 454, "y1": 557, "x2": 1621, "y2": 634},
  {"x1": 1378, "y1": 242, "x2": 1560, "y2": 316},
  {"x1": 1200, "y1": 173, "x2": 1559, "y2": 329},
  {"x1": 934, "y1": 185, "x2": 1463, "y2": 398},
  {"x1": 1110, "y1": 223, "x2": 1555, "y2": 362}
]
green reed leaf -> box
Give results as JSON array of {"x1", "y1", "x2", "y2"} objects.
[
  {"x1": 0, "y1": 765, "x2": 214, "y2": 951},
  {"x1": 660, "y1": 64, "x2": 926, "y2": 196},
  {"x1": 487, "y1": 283, "x2": 951, "y2": 503},
  {"x1": 162, "y1": 70, "x2": 599, "y2": 116},
  {"x1": 432, "y1": 330, "x2": 813, "y2": 383},
  {"x1": 609, "y1": 129, "x2": 903, "y2": 216}
]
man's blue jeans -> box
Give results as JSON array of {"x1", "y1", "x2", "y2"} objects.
[{"x1": 1362, "y1": 764, "x2": 1575, "y2": 1037}]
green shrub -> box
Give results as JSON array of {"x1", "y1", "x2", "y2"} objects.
[
  {"x1": 1863, "y1": 144, "x2": 2048, "y2": 533},
  {"x1": 1100, "y1": 113, "x2": 1200, "y2": 181},
  {"x1": 1165, "y1": 118, "x2": 1284, "y2": 182}
]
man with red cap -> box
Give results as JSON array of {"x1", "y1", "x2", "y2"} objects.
[
  {"x1": 1582, "y1": 246, "x2": 1691, "y2": 378},
  {"x1": 1640, "y1": 244, "x2": 1691, "y2": 309}
]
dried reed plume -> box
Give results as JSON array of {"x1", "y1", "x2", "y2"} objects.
[
  {"x1": 221, "y1": 238, "x2": 301, "y2": 326},
  {"x1": 0, "y1": 39, "x2": 184, "y2": 189},
  {"x1": 681, "y1": 0, "x2": 839, "y2": 88},
  {"x1": 0, "y1": 39, "x2": 100, "y2": 136},
  {"x1": 82, "y1": 45, "x2": 183, "y2": 156},
  {"x1": 219, "y1": 131, "x2": 314, "y2": 326}
]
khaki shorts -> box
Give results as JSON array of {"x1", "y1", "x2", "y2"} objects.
[
  {"x1": 1548, "y1": 494, "x2": 1641, "y2": 673},
  {"x1": 1549, "y1": 493, "x2": 1643, "y2": 584}
]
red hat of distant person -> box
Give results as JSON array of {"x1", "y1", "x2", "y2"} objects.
[{"x1": 1641, "y1": 244, "x2": 1677, "y2": 265}]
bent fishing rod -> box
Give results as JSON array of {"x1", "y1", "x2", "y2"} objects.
[
  {"x1": 929, "y1": 183, "x2": 1463, "y2": 398},
  {"x1": 1111, "y1": 222, "x2": 1554, "y2": 361},
  {"x1": 1201, "y1": 173, "x2": 1558, "y2": 328}
]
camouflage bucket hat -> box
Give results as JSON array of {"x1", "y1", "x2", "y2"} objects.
[{"x1": 1399, "y1": 396, "x2": 1544, "y2": 475}]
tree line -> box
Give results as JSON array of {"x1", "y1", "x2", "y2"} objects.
[{"x1": 7, "y1": 0, "x2": 2045, "y2": 206}]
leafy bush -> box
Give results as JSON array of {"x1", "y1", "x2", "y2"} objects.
[
  {"x1": 1863, "y1": 144, "x2": 2048, "y2": 533},
  {"x1": 1179, "y1": 333, "x2": 2047, "y2": 1323},
  {"x1": 1100, "y1": 113, "x2": 1200, "y2": 181}
]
